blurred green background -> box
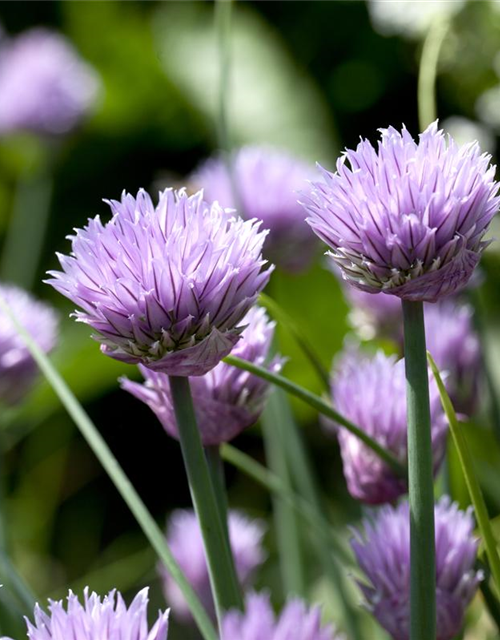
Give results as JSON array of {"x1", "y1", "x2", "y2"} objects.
[{"x1": 1, "y1": 1, "x2": 500, "y2": 638}]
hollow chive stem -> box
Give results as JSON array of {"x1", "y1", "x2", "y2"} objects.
[
  {"x1": 169, "y1": 376, "x2": 243, "y2": 625},
  {"x1": 402, "y1": 300, "x2": 436, "y2": 640}
]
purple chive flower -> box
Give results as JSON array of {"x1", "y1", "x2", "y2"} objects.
[
  {"x1": 121, "y1": 306, "x2": 282, "y2": 445},
  {"x1": 46, "y1": 189, "x2": 272, "y2": 377},
  {"x1": 304, "y1": 122, "x2": 499, "y2": 302},
  {"x1": 160, "y1": 510, "x2": 266, "y2": 623},
  {"x1": 0, "y1": 284, "x2": 58, "y2": 404},
  {"x1": 351, "y1": 496, "x2": 482, "y2": 640},
  {"x1": 329, "y1": 349, "x2": 447, "y2": 504},
  {"x1": 0, "y1": 28, "x2": 100, "y2": 136},
  {"x1": 193, "y1": 146, "x2": 317, "y2": 272},
  {"x1": 15, "y1": 587, "x2": 168, "y2": 640},
  {"x1": 222, "y1": 592, "x2": 342, "y2": 640}
]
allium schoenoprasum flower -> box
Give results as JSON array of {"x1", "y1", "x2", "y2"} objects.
[
  {"x1": 222, "y1": 592, "x2": 343, "y2": 640},
  {"x1": 0, "y1": 284, "x2": 58, "y2": 404},
  {"x1": 8, "y1": 587, "x2": 169, "y2": 640},
  {"x1": 329, "y1": 349, "x2": 447, "y2": 504},
  {"x1": 121, "y1": 306, "x2": 283, "y2": 445},
  {"x1": 0, "y1": 28, "x2": 100, "y2": 136},
  {"x1": 46, "y1": 189, "x2": 272, "y2": 377},
  {"x1": 160, "y1": 510, "x2": 266, "y2": 623},
  {"x1": 351, "y1": 497, "x2": 482, "y2": 640},
  {"x1": 303, "y1": 122, "x2": 500, "y2": 302},
  {"x1": 193, "y1": 146, "x2": 317, "y2": 272}
]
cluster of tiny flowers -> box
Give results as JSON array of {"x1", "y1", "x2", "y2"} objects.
[
  {"x1": 304, "y1": 122, "x2": 499, "y2": 302},
  {"x1": 328, "y1": 349, "x2": 447, "y2": 504},
  {"x1": 1, "y1": 588, "x2": 169, "y2": 640},
  {"x1": 351, "y1": 497, "x2": 482, "y2": 640},
  {"x1": 0, "y1": 284, "x2": 58, "y2": 404},
  {"x1": 160, "y1": 509, "x2": 266, "y2": 622},
  {"x1": 0, "y1": 28, "x2": 99, "y2": 136},
  {"x1": 222, "y1": 592, "x2": 342, "y2": 640},
  {"x1": 47, "y1": 189, "x2": 272, "y2": 376},
  {"x1": 193, "y1": 146, "x2": 317, "y2": 272},
  {"x1": 122, "y1": 306, "x2": 283, "y2": 445}
]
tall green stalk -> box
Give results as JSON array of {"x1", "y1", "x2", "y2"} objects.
[
  {"x1": 402, "y1": 300, "x2": 436, "y2": 640},
  {"x1": 418, "y1": 17, "x2": 449, "y2": 130},
  {"x1": 169, "y1": 376, "x2": 243, "y2": 625}
]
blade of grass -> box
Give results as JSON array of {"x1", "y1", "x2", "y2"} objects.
[
  {"x1": 428, "y1": 351, "x2": 500, "y2": 595},
  {"x1": 0, "y1": 294, "x2": 218, "y2": 640},
  {"x1": 224, "y1": 355, "x2": 406, "y2": 477}
]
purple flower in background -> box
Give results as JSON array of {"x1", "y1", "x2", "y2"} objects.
[
  {"x1": 121, "y1": 306, "x2": 282, "y2": 445},
  {"x1": 0, "y1": 284, "x2": 58, "y2": 404},
  {"x1": 329, "y1": 349, "x2": 447, "y2": 504},
  {"x1": 16, "y1": 587, "x2": 168, "y2": 640},
  {"x1": 303, "y1": 122, "x2": 499, "y2": 302},
  {"x1": 351, "y1": 496, "x2": 482, "y2": 640},
  {"x1": 222, "y1": 592, "x2": 342, "y2": 640},
  {"x1": 161, "y1": 510, "x2": 266, "y2": 622},
  {"x1": 193, "y1": 146, "x2": 317, "y2": 272},
  {"x1": 0, "y1": 28, "x2": 100, "y2": 136},
  {"x1": 47, "y1": 189, "x2": 272, "y2": 376}
]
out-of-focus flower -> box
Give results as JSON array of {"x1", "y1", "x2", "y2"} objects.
[
  {"x1": 425, "y1": 301, "x2": 481, "y2": 415},
  {"x1": 47, "y1": 189, "x2": 272, "y2": 377},
  {"x1": 441, "y1": 116, "x2": 496, "y2": 155},
  {"x1": 121, "y1": 306, "x2": 282, "y2": 445},
  {"x1": 329, "y1": 349, "x2": 447, "y2": 504},
  {"x1": 15, "y1": 587, "x2": 169, "y2": 640},
  {"x1": 161, "y1": 510, "x2": 266, "y2": 622},
  {"x1": 367, "y1": 0, "x2": 464, "y2": 40},
  {"x1": 193, "y1": 146, "x2": 317, "y2": 272},
  {"x1": 351, "y1": 496, "x2": 482, "y2": 640},
  {"x1": 341, "y1": 283, "x2": 402, "y2": 340},
  {"x1": 303, "y1": 122, "x2": 499, "y2": 302},
  {"x1": 0, "y1": 28, "x2": 100, "y2": 136},
  {"x1": 0, "y1": 284, "x2": 58, "y2": 404},
  {"x1": 222, "y1": 592, "x2": 341, "y2": 640}
]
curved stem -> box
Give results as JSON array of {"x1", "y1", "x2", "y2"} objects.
[
  {"x1": 169, "y1": 376, "x2": 243, "y2": 625},
  {"x1": 224, "y1": 355, "x2": 406, "y2": 477},
  {"x1": 418, "y1": 17, "x2": 449, "y2": 130},
  {"x1": 402, "y1": 300, "x2": 435, "y2": 640}
]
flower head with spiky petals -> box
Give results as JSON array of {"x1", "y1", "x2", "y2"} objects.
[
  {"x1": 303, "y1": 122, "x2": 499, "y2": 302},
  {"x1": 47, "y1": 189, "x2": 272, "y2": 377},
  {"x1": 160, "y1": 510, "x2": 266, "y2": 622},
  {"x1": 0, "y1": 284, "x2": 58, "y2": 404},
  {"x1": 121, "y1": 306, "x2": 283, "y2": 445},
  {"x1": 222, "y1": 592, "x2": 342, "y2": 640},
  {"x1": 17, "y1": 587, "x2": 168, "y2": 640},
  {"x1": 0, "y1": 28, "x2": 99, "y2": 136},
  {"x1": 193, "y1": 146, "x2": 317, "y2": 272},
  {"x1": 351, "y1": 496, "x2": 482, "y2": 640},
  {"x1": 329, "y1": 349, "x2": 447, "y2": 504}
]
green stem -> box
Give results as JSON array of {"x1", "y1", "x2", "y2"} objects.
[
  {"x1": 206, "y1": 445, "x2": 230, "y2": 544},
  {"x1": 0, "y1": 294, "x2": 218, "y2": 640},
  {"x1": 428, "y1": 352, "x2": 500, "y2": 595},
  {"x1": 1, "y1": 162, "x2": 53, "y2": 290},
  {"x1": 169, "y1": 376, "x2": 243, "y2": 624},
  {"x1": 402, "y1": 300, "x2": 436, "y2": 640},
  {"x1": 418, "y1": 17, "x2": 449, "y2": 130},
  {"x1": 261, "y1": 389, "x2": 306, "y2": 597},
  {"x1": 224, "y1": 355, "x2": 406, "y2": 476}
]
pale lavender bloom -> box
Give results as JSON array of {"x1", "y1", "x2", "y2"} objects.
[
  {"x1": 0, "y1": 28, "x2": 99, "y2": 136},
  {"x1": 351, "y1": 496, "x2": 482, "y2": 640},
  {"x1": 161, "y1": 510, "x2": 266, "y2": 622},
  {"x1": 222, "y1": 592, "x2": 342, "y2": 640},
  {"x1": 47, "y1": 189, "x2": 272, "y2": 377},
  {"x1": 303, "y1": 122, "x2": 499, "y2": 302},
  {"x1": 121, "y1": 306, "x2": 282, "y2": 445},
  {"x1": 193, "y1": 146, "x2": 317, "y2": 272},
  {"x1": 329, "y1": 349, "x2": 447, "y2": 504},
  {"x1": 0, "y1": 284, "x2": 58, "y2": 404},
  {"x1": 16, "y1": 587, "x2": 168, "y2": 640}
]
